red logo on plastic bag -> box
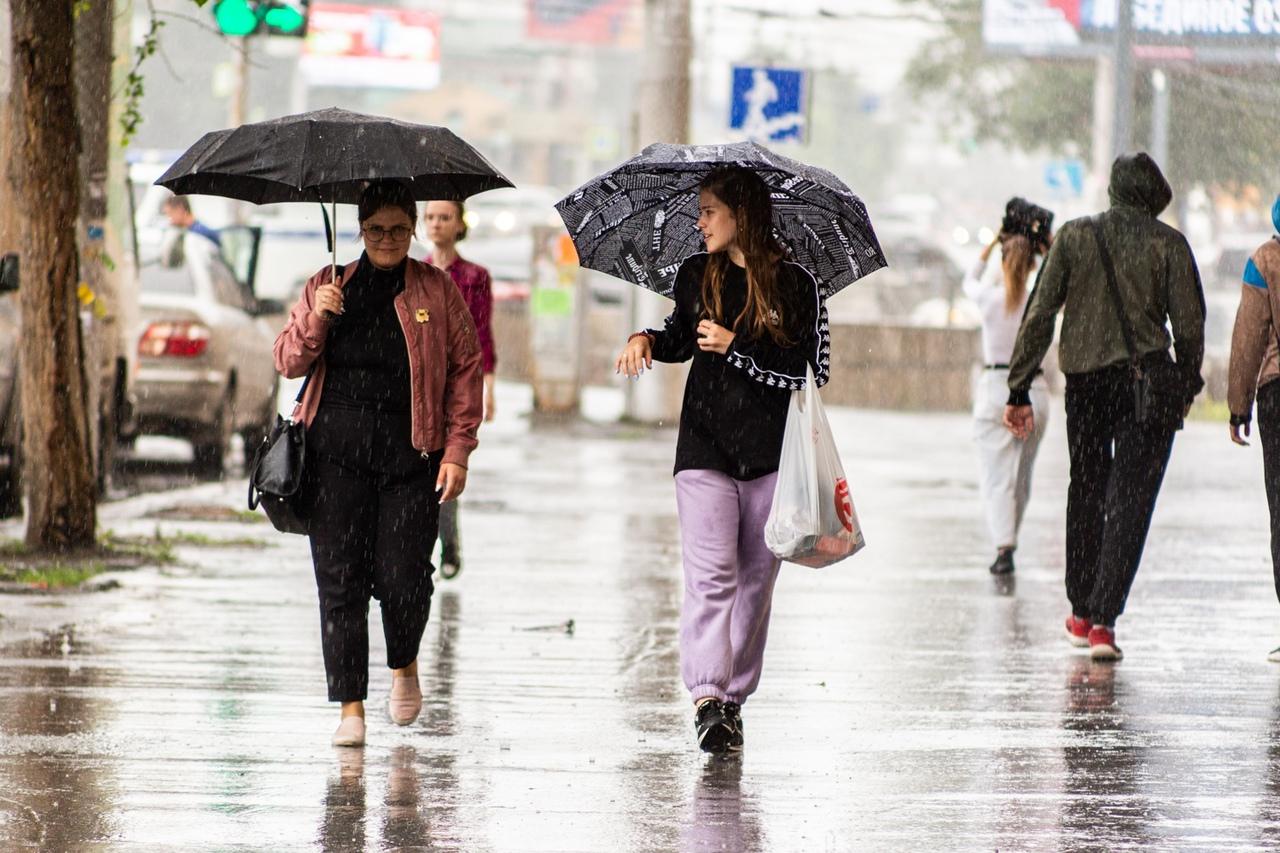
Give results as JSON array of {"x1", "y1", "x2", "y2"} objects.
[{"x1": 834, "y1": 478, "x2": 853, "y2": 532}]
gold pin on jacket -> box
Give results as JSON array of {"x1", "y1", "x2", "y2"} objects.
[{"x1": 415, "y1": 308, "x2": 430, "y2": 323}]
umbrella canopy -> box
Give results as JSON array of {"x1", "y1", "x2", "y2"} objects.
[
  {"x1": 157, "y1": 107, "x2": 513, "y2": 204},
  {"x1": 555, "y1": 141, "x2": 886, "y2": 299}
]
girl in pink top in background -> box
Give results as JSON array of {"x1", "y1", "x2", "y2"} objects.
[{"x1": 424, "y1": 200, "x2": 496, "y2": 580}]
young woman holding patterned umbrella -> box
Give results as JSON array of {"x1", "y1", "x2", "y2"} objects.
[
  {"x1": 616, "y1": 167, "x2": 828, "y2": 754},
  {"x1": 274, "y1": 180, "x2": 483, "y2": 747},
  {"x1": 423, "y1": 200, "x2": 497, "y2": 580}
]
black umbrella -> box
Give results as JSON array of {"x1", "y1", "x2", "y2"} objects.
[
  {"x1": 157, "y1": 107, "x2": 514, "y2": 279},
  {"x1": 555, "y1": 141, "x2": 886, "y2": 299}
]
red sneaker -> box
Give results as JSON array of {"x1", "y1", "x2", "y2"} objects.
[
  {"x1": 1088, "y1": 625, "x2": 1123, "y2": 661},
  {"x1": 1065, "y1": 614, "x2": 1092, "y2": 647}
]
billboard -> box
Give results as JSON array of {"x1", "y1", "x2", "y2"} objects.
[
  {"x1": 729, "y1": 66, "x2": 809, "y2": 143},
  {"x1": 301, "y1": 4, "x2": 441, "y2": 89},
  {"x1": 526, "y1": 0, "x2": 637, "y2": 45},
  {"x1": 984, "y1": 0, "x2": 1280, "y2": 54}
]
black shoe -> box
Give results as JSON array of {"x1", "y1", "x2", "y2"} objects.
[
  {"x1": 694, "y1": 700, "x2": 734, "y2": 754},
  {"x1": 988, "y1": 549, "x2": 1015, "y2": 575},
  {"x1": 439, "y1": 551, "x2": 462, "y2": 580},
  {"x1": 723, "y1": 701, "x2": 744, "y2": 750}
]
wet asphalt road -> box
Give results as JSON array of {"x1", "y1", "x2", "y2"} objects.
[{"x1": 1, "y1": 383, "x2": 1279, "y2": 851}]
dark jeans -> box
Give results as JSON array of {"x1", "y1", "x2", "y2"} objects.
[
  {"x1": 1064, "y1": 368, "x2": 1177, "y2": 626},
  {"x1": 1258, "y1": 381, "x2": 1280, "y2": 603},
  {"x1": 303, "y1": 404, "x2": 442, "y2": 702}
]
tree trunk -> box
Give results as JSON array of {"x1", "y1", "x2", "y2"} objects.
[
  {"x1": 75, "y1": 0, "x2": 118, "y2": 493},
  {"x1": 9, "y1": 0, "x2": 97, "y2": 550}
]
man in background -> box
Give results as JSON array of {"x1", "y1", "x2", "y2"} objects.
[{"x1": 163, "y1": 195, "x2": 221, "y2": 248}]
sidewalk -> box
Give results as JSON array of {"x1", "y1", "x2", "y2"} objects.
[{"x1": 1, "y1": 381, "x2": 1278, "y2": 851}]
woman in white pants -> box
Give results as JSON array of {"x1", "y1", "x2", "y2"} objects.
[{"x1": 966, "y1": 229, "x2": 1050, "y2": 575}]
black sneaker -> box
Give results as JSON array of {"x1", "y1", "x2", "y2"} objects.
[
  {"x1": 723, "y1": 701, "x2": 744, "y2": 750},
  {"x1": 989, "y1": 549, "x2": 1015, "y2": 575},
  {"x1": 694, "y1": 700, "x2": 734, "y2": 754},
  {"x1": 439, "y1": 550, "x2": 462, "y2": 580}
]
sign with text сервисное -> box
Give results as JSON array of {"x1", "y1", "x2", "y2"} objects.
[
  {"x1": 300, "y1": 4, "x2": 440, "y2": 89},
  {"x1": 983, "y1": 0, "x2": 1280, "y2": 58}
]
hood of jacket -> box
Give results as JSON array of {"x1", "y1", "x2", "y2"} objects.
[
  {"x1": 1108, "y1": 152, "x2": 1173, "y2": 217},
  {"x1": 1272, "y1": 193, "x2": 1280, "y2": 233}
]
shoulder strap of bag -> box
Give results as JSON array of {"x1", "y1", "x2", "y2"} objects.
[{"x1": 1087, "y1": 215, "x2": 1140, "y2": 369}]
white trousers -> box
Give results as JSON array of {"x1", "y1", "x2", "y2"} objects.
[{"x1": 972, "y1": 368, "x2": 1049, "y2": 550}]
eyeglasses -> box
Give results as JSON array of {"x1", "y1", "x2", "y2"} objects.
[{"x1": 362, "y1": 225, "x2": 413, "y2": 243}]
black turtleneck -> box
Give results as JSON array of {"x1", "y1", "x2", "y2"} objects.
[{"x1": 320, "y1": 254, "x2": 411, "y2": 413}]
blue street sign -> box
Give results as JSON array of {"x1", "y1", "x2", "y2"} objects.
[
  {"x1": 729, "y1": 66, "x2": 808, "y2": 143},
  {"x1": 1043, "y1": 159, "x2": 1085, "y2": 197}
]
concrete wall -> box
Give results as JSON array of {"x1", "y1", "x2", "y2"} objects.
[
  {"x1": 493, "y1": 300, "x2": 982, "y2": 413},
  {"x1": 823, "y1": 324, "x2": 980, "y2": 411}
]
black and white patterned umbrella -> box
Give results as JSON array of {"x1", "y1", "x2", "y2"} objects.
[{"x1": 554, "y1": 141, "x2": 887, "y2": 299}]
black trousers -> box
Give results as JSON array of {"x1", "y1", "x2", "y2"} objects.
[
  {"x1": 1258, "y1": 381, "x2": 1280, "y2": 603},
  {"x1": 1064, "y1": 368, "x2": 1177, "y2": 626},
  {"x1": 303, "y1": 405, "x2": 442, "y2": 702}
]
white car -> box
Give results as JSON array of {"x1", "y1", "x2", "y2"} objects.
[{"x1": 131, "y1": 232, "x2": 282, "y2": 477}]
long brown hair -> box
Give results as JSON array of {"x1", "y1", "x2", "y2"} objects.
[
  {"x1": 1001, "y1": 234, "x2": 1035, "y2": 315},
  {"x1": 699, "y1": 168, "x2": 790, "y2": 345}
]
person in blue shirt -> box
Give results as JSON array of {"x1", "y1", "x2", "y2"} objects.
[
  {"x1": 163, "y1": 195, "x2": 221, "y2": 247},
  {"x1": 1228, "y1": 194, "x2": 1280, "y2": 660}
]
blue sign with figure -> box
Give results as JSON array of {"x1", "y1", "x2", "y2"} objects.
[
  {"x1": 729, "y1": 66, "x2": 808, "y2": 143},
  {"x1": 1044, "y1": 159, "x2": 1086, "y2": 197}
]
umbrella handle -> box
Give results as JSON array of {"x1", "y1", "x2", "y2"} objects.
[{"x1": 330, "y1": 198, "x2": 338, "y2": 286}]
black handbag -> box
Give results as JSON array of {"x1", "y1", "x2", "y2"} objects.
[
  {"x1": 248, "y1": 373, "x2": 311, "y2": 534},
  {"x1": 1088, "y1": 216, "x2": 1187, "y2": 431}
]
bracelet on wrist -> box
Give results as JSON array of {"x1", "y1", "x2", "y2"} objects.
[{"x1": 627, "y1": 331, "x2": 653, "y2": 345}]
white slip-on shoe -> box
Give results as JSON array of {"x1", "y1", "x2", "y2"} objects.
[
  {"x1": 387, "y1": 676, "x2": 422, "y2": 726},
  {"x1": 331, "y1": 715, "x2": 366, "y2": 747}
]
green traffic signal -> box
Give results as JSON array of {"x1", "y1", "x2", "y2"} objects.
[
  {"x1": 214, "y1": 0, "x2": 257, "y2": 36},
  {"x1": 213, "y1": 0, "x2": 307, "y2": 37},
  {"x1": 264, "y1": 4, "x2": 305, "y2": 33}
]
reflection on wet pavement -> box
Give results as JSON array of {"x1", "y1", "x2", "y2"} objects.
[{"x1": 1, "y1": 387, "x2": 1280, "y2": 849}]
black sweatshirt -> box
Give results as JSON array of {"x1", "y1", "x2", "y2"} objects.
[
  {"x1": 647, "y1": 253, "x2": 829, "y2": 480},
  {"x1": 321, "y1": 255, "x2": 412, "y2": 414}
]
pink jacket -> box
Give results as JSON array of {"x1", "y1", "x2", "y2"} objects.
[{"x1": 274, "y1": 258, "x2": 483, "y2": 468}]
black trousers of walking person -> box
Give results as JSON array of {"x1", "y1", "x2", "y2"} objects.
[
  {"x1": 303, "y1": 404, "x2": 443, "y2": 703},
  {"x1": 1064, "y1": 367, "x2": 1177, "y2": 627},
  {"x1": 1257, "y1": 381, "x2": 1280, "y2": 603}
]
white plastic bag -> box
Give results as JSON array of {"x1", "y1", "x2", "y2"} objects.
[{"x1": 764, "y1": 364, "x2": 864, "y2": 568}]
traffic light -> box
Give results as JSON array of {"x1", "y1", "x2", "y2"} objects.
[{"x1": 213, "y1": 0, "x2": 307, "y2": 37}]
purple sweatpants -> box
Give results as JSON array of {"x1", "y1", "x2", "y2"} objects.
[{"x1": 674, "y1": 469, "x2": 782, "y2": 706}]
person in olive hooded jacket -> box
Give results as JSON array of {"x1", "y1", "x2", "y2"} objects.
[
  {"x1": 1004, "y1": 152, "x2": 1205, "y2": 661},
  {"x1": 1227, "y1": 194, "x2": 1280, "y2": 661}
]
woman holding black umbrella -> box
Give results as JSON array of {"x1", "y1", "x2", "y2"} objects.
[
  {"x1": 616, "y1": 167, "x2": 828, "y2": 754},
  {"x1": 274, "y1": 180, "x2": 484, "y2": 747}
]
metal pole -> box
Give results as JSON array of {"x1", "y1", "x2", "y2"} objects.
[
  {"x1": 230, "y1": 36, "x2": 250, "y2": 223},
  {"x1": 1151, "y1": 68, "x2": 1170, "y2": 172},
  {"x1": 1091, "y1": 55, "x2": 1115, "y2": 208},
  {"x1": 626, "y1": 0, "x2": 692, "y2": 423},
  {"x1": 1112, "y1": 0, "x2": 1134, "y2": 158}
]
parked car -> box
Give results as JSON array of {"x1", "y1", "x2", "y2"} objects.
[
  {"x1": 130, "y1": 231, "x2": 282, "y2": 478},
  {"x1": 0, "y1": 256, "x2": 21, "y2": 515},
  {"x1": 0, "y1": 251, "x2": 135, "y2": 516},
  {"x1": 1205, "y1": 232, "x2": 1274, "y2": 292},
  {"x1": 826, "y1": 237, "x2": 962, "y2": 325}
]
